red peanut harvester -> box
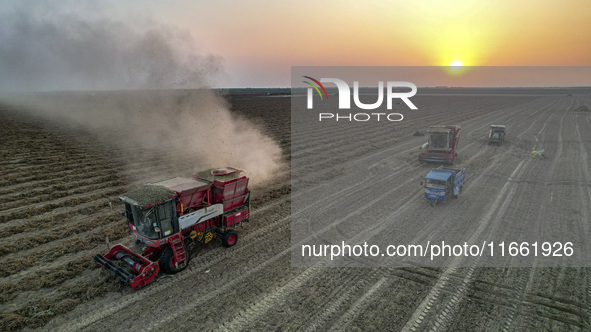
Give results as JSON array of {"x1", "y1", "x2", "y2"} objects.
[
  {"x1": 418, "y1": 125, "x2": 461, "y2": 164},
  {"x1": 94, "y1": 167, "x2": 250, "y2": 289}
]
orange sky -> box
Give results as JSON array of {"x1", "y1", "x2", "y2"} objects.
[
  {"x1": 148, "y1": 0, "x2": 590, "y2": 86},
  {"x1": 3, "y1": 0, "x2": 590, "y2": 88}
]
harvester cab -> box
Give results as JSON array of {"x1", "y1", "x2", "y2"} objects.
[
  {"x1": 418, "y1": 125, "x2": 461, "y2": 164},
  {"x1": 488, "y1": 125, "x2": 506, "y2": 146},
  {"x1": 119, "y1": 189, "x2": 178, "y2": 241},
  {"x1": 95, "y1": 167, "x2": 250, "y2": 289}
]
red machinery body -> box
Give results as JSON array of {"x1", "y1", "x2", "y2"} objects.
[
  {"x1": 95, "y1": 167, "x2": 250, "y2": 289},
  {"x1": 418, "y1": 125, "x2": 461, "y2": 164}
]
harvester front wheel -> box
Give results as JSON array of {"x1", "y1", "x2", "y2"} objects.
[
  {"x1": 429, "y1": 199, "x2": 437, "y2": 207},
  {"x1": 222, "y1": 230, "x2": 238, "y2": 248},
  {"x1": 160, "y1": 243, "x2": 190, "y2": 274}
]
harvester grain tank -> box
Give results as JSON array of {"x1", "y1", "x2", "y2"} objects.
[
  {"x1": 488, "y1": 125, "x2": 506, "y2": 146},
  {"x1": 94, "y1": 167, "x2": 250, "y2": 289},
  {"x1": 423, "y1": 166, "x2": 465, "y2": 206},
  {"x1": 418, "y1": 125, "x2": 461, "y2": 164}
]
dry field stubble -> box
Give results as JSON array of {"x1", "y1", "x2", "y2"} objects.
[{"x1": 1, "y1": 88, "x2": 590, "y2": 331}]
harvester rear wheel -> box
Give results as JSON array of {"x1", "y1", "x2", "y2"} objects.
[
  {"x1": 222, "y1": 230, "x2": 238, "y2": 247},
  {"x1": 429, "y1": 199, "x2": 437, "y2": 207},
  {"x1": 160, "y1": 242, "x2": 190, "y2": 274}
]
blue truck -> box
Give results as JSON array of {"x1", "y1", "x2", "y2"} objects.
[{"x1": 423, "y1": 166, "x2": 466, "y2": 206}]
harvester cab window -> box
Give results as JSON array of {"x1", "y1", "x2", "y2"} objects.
[
  {"x1": 429, "y1": 133, "x2": 449, "y2": 149},
  {"x1": 131, "y1": 206, "x2": 159, "y2": 240},
  {"x1": 157, "y1": 202, "x2": 174, "y2": 237},
  {"x1": 124, "y1": 203, "x2": 133, "y2": 224}
]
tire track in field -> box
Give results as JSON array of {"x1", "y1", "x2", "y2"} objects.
[
  {"x1": 519, "y1": 101, "x2": 591, "y2": 329},
  {"x1": 214, "y1": 268, "x2": 383, "y2": 332},
  {"x1": 216, "y1": 94, "x2": 556, "y2": 327},
  {"x1": 19, "y1": 92, "x2": 586, "y2": 331},
  {"x1": 243, "y1": 95, "x2": 552, "y2": 327},
  {"x1": 44, "y1": 94, "x2": 540, "y2": 330},
  {"x1": 497, "y1": 102, "x2": 570, "y2": 331},
  {"x1": 452, "y1": 98, "x2": 589, "y2": 331},
  {"x1": 150, "y1": 172, "x2": 426, "y2": 331},
  {"x1": 259, "y1": 189, "x2": 428, "y2": 330},
  {"x1": 204, "y1": 137, "x2": 494, "y2": 330},
  {"x1": 327, "y1": 277, "x2": 390, "y2": 331},
  {"x1": 401, "y1": 158, "x2": 530, "y2": 332},
  {"x1": 63, "y1": 122, "x2": 443, "y2": 331},
  {"x1": 400, "y1": 99, "x2": 563, "y2": 331},
  {"x1": 460, "y1": 101, "x2": 571, "y2": 330},
  {"x1": 299, "y1": 270, "x2": 387, "y2": 332}
]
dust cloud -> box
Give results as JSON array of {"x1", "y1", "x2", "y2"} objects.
[{"x1": 0, "y1": 3, "x2": 283, "y2": 185}]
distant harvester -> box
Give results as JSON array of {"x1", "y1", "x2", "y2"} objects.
[{"x1": 418, "y1": 125, "x2": 461, "y2": 164}]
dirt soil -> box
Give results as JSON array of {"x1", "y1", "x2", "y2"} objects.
[{"x1": 1, "y1": 88, "x2": 590, "y2": 331}]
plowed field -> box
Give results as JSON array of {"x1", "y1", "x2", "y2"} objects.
[{"x1": 1, "y1": 88, "x2": 590, "y2": 331}]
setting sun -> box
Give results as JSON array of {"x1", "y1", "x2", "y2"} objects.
[{"x1": 450, "y1": 61, "x2": 463, "y2": 70}]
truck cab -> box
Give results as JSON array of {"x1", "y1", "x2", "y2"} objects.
[{"x1": 424, "y1": 166, "x2": 466, "y2": 206}]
